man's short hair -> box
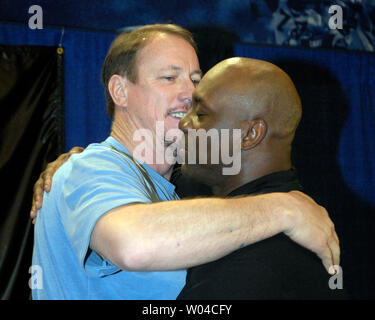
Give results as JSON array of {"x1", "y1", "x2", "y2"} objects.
[{"x1": 101, "y1": 24, "x2": 198, "y2": 119}]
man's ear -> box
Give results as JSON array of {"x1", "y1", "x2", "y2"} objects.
[
  {"x1": 108, "y1": 74, "x2": 128, "y2": 108},
  {"x1": 240, "y1": 119, "x2": 267, "y2": 150}
]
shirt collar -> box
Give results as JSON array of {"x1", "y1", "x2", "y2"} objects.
[
  {"x1": 227, "y1": 168, "x2": 303, "y2": 197},
  {"x1": 104, "y1": 136, "x2": 177, "y2": 193}
]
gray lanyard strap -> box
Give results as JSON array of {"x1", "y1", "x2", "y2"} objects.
[{"x1": 104, "y1": 143, "x2": 178, "y2": 202}]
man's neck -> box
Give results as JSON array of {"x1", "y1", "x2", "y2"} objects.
[{"x1": 110, "y1": 119, "x2": 174, "y2": 180}]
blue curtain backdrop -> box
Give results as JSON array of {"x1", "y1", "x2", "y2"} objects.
[
  {"x1": 1, "y1": 22, "x2": 374, "y2": 298},
  {"x1": 235, "y1": 44, "x2": 375, "y2": 208},
  {"x1": 235, "y1": 43, "x2": 375, "y2": 298},
  {"x1": 0, "y1": 22, "x2": 115, "y2": 151}
]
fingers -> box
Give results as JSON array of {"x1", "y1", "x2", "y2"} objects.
[
  {"x1": 30, "y1": 160, "x2": 58, "y2": 218},
  {"x1": 30, "y1": 177, "x2": 44, "y2": 218},
  {"x1": 40, "y1": 164, "x2": 55, "y2": 192},
  {"x1": 41, "y1": 151, "x2": 73, "y2": 190},
  {"x1": 30, "y1": 162, "x2": 57, "y2": 218},
  {"x1": 322, "y1": 245, "x2": 340, "y2": 275},
  {"x1": 287, "y1": 191, "x2": 341, "y2": 274},
  {"x1": 70, "y1": 146, "x2": 84, "y2": 154},
  {"x1": 320, "y1": 227, "x2": 340, "y2": 274},
  {"x1": 320, "y1": 245, "x2": 334, "y2": 275},
  {"x1": 30, "y1": 206, "x2": 37, "y2": 220},
  {"x1": 317, "y1": 205, "x2": 341, "y2": 273},
  {"x1": 328, "y1": 228, "x2": 340, "y2": 267},
  {"x1": 325, "y1": 215, "x2": 340, "y2": 269},
  {"x1": 30, "y1": 147, "x2": 84, "y2": 221}
]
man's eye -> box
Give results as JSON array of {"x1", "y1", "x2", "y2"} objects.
[
  {"x1": 196, "y1": 113, "x2": 208, "y2": 118},
  {"x1": 192, "y1": 79, "x2": 200, "y2": 86},
  {"x1": 162, "y1": 76, "x2": 176, "y2": 81}
]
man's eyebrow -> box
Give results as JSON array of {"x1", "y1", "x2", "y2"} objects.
[
  {"x1": 191, "y1": 69, "x2": 202, "y2": 78},
  {"x1": 159, "y1": 65, "x2": 182, "y2": 72},
  {"x1": 157, "y1": 64, "x2": 182, "y2": 72},
  {"x1": 158, "y1": 65, "x2": 202, "y2": 77}
]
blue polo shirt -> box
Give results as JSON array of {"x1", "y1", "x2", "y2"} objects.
[{"x1": 32, "y1": 136, "x2": 186, "y2": 300}]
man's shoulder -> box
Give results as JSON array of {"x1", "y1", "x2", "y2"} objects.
[
  {"x1": 73, "y1": 140, "x2": 132, "y2": 165},
  {"x1": 63, "y1": 141, "x2": 137, "y2": 176},
  {"x1": 49, "y1": 141, "x2": 143, "y2": 197}
]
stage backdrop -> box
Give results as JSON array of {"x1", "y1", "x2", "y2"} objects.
[
  {"x1": 0, "y1": 45, "x2": 64, "y2": 299},
  {"x1": 1, "y1": 22, "x2": 374, "y2": 299},
  {"x1": 0, "y1": 23, "x2": 115, "y2": 151},
  {"x1": 0, "y1": 22, "x2": 238, "y2": 150}
]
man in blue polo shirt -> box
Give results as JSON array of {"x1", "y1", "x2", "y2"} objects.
[
  {"x1": 33, "y1": 136, "x2": 185, "y2": 299},
  {"x1": 31, "y1": 24, "x2": 340, "y2": 300}
]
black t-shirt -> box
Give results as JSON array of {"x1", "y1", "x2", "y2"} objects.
[{"x1": 177, "y1": 169, "x2": 347, "y2": 300}]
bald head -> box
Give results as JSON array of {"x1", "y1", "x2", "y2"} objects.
[
  {"x1": 196, "y1": 57, "x2": 302, "y2": 142},
  {"x1": 180, "y1": 57, "x2": 302, "y2": 193}
]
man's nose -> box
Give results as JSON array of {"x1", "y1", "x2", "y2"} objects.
[
  {"x1": 177, "y1": 79, "x2": 195, "y2": 107},
  {"x1": 178, "y1": 113, "x2": 192, "y2": 133}
]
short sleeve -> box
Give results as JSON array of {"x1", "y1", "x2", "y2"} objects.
[{"x1": 57, "y1": 148, "x2": 154, "y2": 277}]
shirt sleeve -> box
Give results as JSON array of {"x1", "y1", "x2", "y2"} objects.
[{"x1": 57, "y1": 149, "x2": 155, "y2": 278}]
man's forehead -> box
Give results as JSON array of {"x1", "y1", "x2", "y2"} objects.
[
  {"x1": 136, "y1": 33, "x2": 199, "y2": 69},
  {"x1": 141, "y1": 32, "x2": 193, "y2": 53},
  {"x1": 193, "y1": 80, "x2": 225, "y2": 110},
  {"x1": 197, "y1": 71, "x2": 232, "y2": 97},
  {"x1": 194, "y1": 70, "x2": 252, "y2": 112}
]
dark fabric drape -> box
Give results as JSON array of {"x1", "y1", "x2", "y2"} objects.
[
  {"x1": 235, "y1": 43, "x2": 375, "y2": 299},
  {"x1": 0, "y1": 45, "x2": 64, "y2": 299},
  {"x1": 0, "y1": 23, "x2": 115, "y2": 151}
]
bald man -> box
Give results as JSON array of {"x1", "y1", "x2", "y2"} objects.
[{"x1": 177, "y1": 57, "x2": 346, "y2": 300}]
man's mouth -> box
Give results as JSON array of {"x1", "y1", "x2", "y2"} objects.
[{"x1": 168, "y1": 112, "x2": 187, "y2": 119}]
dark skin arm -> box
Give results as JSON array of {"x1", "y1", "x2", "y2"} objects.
[{"x1": 30, "y1": 146, "x2": 84, "y2": 223}]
